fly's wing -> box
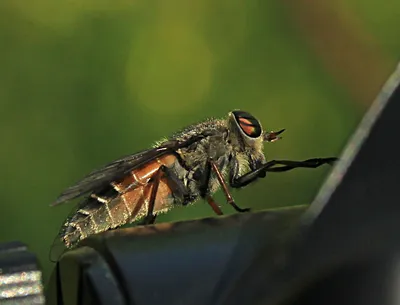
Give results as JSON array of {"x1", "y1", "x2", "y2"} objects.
[
  {"x1": 51, "y1": 132, "x2": 211, "y2": 206},
  {"x1": 52, "y1": 141, "x2": 181, "y2": 206}
]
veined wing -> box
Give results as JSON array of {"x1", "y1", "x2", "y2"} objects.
[
  {"x1": 51, "y1": 137, "x2": 195, "y2": 206},
  {"x1": 51, "y1": 148, "x2": 162, "y2": 206},
  {"x1": 51, "y1": 132, "x2": 212, "y2": 206}
]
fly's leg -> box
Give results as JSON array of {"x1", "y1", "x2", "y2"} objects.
[
  {"x1": 230, "y1": 157, "x2": 338, "y2": 188},
  {"x1": 161, "y1": 167, "x2": 188, "y2": 203},
  {"x1": 199, "y1": 159, "x2": 249, "y2": 214},
  {"x1": 140, "y1": 166, "x2": 166, "y2": 225},
  {"x1": 199, "y1": 160, "x2": 224, "y2": 215},
  {"x1": 261, "y1": 157, "x2": 337, "y2": 172},
  {"x1": 140, "y1": 165, "x2": 192, "y2": 225},
  {"x1": 209, "y1": 160, "x2": 250, "y2": 213},
  {"x1": 206, "y1": 195, "x2": 223, "y2": 215}
]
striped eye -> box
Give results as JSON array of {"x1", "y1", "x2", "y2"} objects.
[{"x1": 232, "y1": 111, "x2": 262, "y2": 138}]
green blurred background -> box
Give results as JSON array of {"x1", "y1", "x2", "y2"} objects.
[{"x1": 0, "y1": 0, "x2": 399, "y2": 281}]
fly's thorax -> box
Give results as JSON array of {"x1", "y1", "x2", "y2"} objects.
[
  {"x1": 174, "y1": 120, "x2": 231, "y2": 166},
  {"x1": 177, "y1": 134, "x2": 233, "y2": 175},
  {"x1": 179, "y1": 153, "x2": 230, "y2": 200},
  {"x1": 167, "y1": 126, "x2": 233, "y2": 202}
]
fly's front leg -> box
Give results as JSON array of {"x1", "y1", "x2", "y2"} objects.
[
  {"x1": 230, "y1": 157, "x2": 338, "y2": 188},
  {"x1": 261, "y1": 157, "x2": 337, "y2": 172},
  {"x1": 209, "y1": 159, "x2": 250, "y2": 213}
]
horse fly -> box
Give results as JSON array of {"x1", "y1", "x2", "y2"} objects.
[{"x1": 51, "y1": 110, "x2": 337, "y2": 249}]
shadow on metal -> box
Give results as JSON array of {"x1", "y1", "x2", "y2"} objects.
[
  {"x1": 46, "y1": 62, "x2": 400, "y2": 305},
  {"x1": 46, "y1": 206, "x2": 306, "y2": 305}
]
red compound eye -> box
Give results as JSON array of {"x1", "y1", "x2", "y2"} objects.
[{"x1": 232, "y1": 111, "x2": 262, "y2": 138}]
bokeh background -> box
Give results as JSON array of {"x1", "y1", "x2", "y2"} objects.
[{"x1": 0, "y1": 0, "x2": 399, "y2": 281}]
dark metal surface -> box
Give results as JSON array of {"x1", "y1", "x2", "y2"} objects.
[
  {"x1": 0, "y1": 241, "x2": 45, "y2": 304},
  {"x1": 221, "y1": 63, "x2": 400, "y2": 305},
  {"x1": 46, "y1": 206, "x2": 306, "y2": 305},
  {"x1": 46, "y1": 246, "x2": 125, "y2": 305},
  {"x1": 46, "y1": 62, "x2": 400, "y2": 305}
]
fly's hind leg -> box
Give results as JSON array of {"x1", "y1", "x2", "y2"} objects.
[
  {"x1": 139, "y1": 166, "x2": 164, "y2": 225},
  {"x1": 140, "y1": 165, "x2": 191, "y2": 225}
]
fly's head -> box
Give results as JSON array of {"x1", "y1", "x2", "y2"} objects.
[{"x1": 227, "y1": 110, "x2": 284, "y2": 165}]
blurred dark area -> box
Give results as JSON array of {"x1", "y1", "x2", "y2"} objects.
[{"x1": 0, "y1": 0, "x2": 399, "y2": 293}]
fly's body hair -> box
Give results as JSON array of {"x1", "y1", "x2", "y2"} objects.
[
  {"x1": 51, "y1": 109, "x2": 336, "y2": 251},
  {"x1": 55, "y1": 113, "x2": 267, "y2": 248}
]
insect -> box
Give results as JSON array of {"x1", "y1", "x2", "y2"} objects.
[{"x1": 52, "y1": 110, "x2": 337, "y2": 249}]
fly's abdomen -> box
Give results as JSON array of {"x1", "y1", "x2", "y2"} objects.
[{"x1": 61, "y1": 154, "x2": 177, "y2": 248}]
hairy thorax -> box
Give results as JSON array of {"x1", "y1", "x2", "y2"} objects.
[{"x1": 169, "y1": 120, "x2": 233, "y2": 204}]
